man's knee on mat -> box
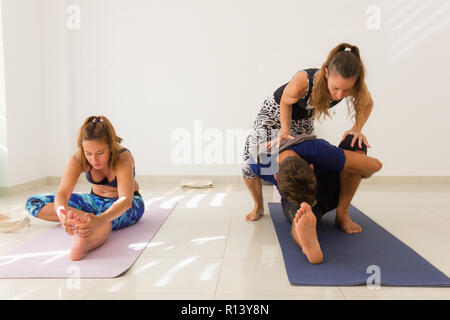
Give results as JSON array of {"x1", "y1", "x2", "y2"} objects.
[
  {"x1": 339, "y1": 134, "x2": 368, "y2": 154},
  {"x1": 339, "y1": 134, "x2": 382, "y2": 179}
]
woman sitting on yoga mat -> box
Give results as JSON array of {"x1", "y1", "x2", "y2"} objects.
[
  {"x1": 242, "y1": 42, "x2": 374, "y2": 222},
  {"x1": 25, "y1": 115, "x2": 145, "y2": 261},
  {"x1": 247, "y1": 134, "x2": 382, "y2": 264}
]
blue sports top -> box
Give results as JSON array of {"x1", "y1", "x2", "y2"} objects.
[
  {"x1": 249, "y1": 139, "x2": 346, "y2": 198},
  {"x1": 85, "y1": 148, "x2": 135, "y2": 188}
]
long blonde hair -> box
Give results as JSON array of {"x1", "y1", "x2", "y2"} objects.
[
  {"x1": 77, "y1": 115, "x2": 123, "y2": 171},
  {"x1": 309, "y1": 43, "x2": 371, "y2": 127}
]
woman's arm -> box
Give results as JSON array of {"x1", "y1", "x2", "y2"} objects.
[
  {"x1": 343, "y1": 93, "x2": 374, "y2": 148},
  {"x1": 268, "y1": 72, "x2": 309, "y2": 149},
  {"x1": 352, "y1": 94, "x2": 373, "y2": 132},
  {"x1": 96, "y1": 159, "x2": 135, "y2": 225},
  {"x1": 279, "y1": 72, "x2": 308, "y2": 137},
  {"x1": 54, "y1": 152, "x2": 83, "y2": 215}
]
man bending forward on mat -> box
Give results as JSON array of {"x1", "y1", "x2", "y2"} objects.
[{"x1": 246, "y1": 134, "x2": 382, "y2": 264}]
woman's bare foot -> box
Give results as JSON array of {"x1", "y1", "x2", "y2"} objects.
[
  {"x1": 70, "y1": 235, "x2": 87, "y2": 261},
  {"x1": 293, "y1": 203, "x2": 323, "y2": 264},
  {"x1": 245, "y1": 206, "x2": 264, "y2": 221},
  {"x1": 67, "y1": 210, "x2": 89, "y2": 261},
  {"x1": 335, "y1": 209, "x2": 362, "y2": 234}
]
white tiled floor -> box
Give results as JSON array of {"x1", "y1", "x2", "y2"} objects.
[{"x1": 0, "y1": 182, "x2": 450, "y2": 300}]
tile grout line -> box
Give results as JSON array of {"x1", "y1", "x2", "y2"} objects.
[
  {"x1": 338, "y1": 287, "x2": 347, "y2": 300},
  {"x1": 212, "y1": 185, "x2": 279, "y2": 298},
  {"x1": 81, "y1": 279, "x2": 104, "y2": 300},
  {"x1": 213, "y1": 185, "x2": 240, "y2": 299}
]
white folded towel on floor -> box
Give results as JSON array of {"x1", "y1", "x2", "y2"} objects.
[
  {"x1": 0, "y1": 213, "x2": 9, "y2": 220},
  {"x1": 180, "y1": 179, "x2": 214, "y2": 189},
  {"x1": 0, "y1": 212, "x2": 30, "y2": 233}
]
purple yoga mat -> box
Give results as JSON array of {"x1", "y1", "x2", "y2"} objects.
[{"x1": 0, "y1": 199, "x2": 177, "y2": 278}]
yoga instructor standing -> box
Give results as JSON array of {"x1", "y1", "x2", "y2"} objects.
[{"x1": 242, "y1": 43, "x2": 374, "y2": 222}]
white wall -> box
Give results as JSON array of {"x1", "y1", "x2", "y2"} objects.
[
  {"x1": 2, "y1": 0, "x2": 450, "y2": 186},
  {"x1": 2, "y1": 0, "x2": 45, "y2": 186},
  {"x1": 1, "y1": 0, "x2": 71, "y2": 187},
  {"x1": 0, "y1": 1, "x2": 7, "y2": 187},
  {"x1": 315, "y1": 0, "x2": 450, "y2": 176},
  {"x1": 41, "y1": 0, "x2": 71, "y2": 180}
]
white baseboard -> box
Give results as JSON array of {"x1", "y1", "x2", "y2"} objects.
[
  {"x1": 135, "y1": 175, "x2": 243, "y2": 184},
  {"x1": 361, "y1": 176, "x2": 450, "y2": 185},
  {"x1": 1, "y1": 175, "x2": 450, "y2": 197},
  {"x1": 0, "y1": 177, "x2": 49, "y2": 197}
]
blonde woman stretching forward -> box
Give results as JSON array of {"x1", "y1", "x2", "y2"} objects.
[{"x1": 26, "y1": 116, "x2": 144, "y2": 261}]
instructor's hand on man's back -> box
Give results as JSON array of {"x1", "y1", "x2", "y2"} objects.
[{"x1": 267, "y1": 131, "x2": 295, "y2": 150}]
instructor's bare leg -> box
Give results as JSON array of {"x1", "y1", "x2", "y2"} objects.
[{"x1": 244, "y1": 177, "x2": 264, "y2": 221}]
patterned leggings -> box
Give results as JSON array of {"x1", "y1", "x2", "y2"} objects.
[
  {"x1": 242, "y1": 95, "x2": 314, "y2": 179},
  {"x1": 25, "y1": 191, "x2": 145, "y2": 231}
]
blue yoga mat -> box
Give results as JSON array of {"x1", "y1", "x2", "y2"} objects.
[{"x1": 269, "y1": 202, "x2": 450, "y2": 287}]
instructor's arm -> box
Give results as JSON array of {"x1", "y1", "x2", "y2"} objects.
[
  {"x1": 278, "y1": 72, "x2": 309, "y2": 145},
  {"x1": 342, "y1": 92, "x2": 374, "y2": 148}
]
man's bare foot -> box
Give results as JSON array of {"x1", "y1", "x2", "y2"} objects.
[
  {"x1": 245, "y1": 206, "x2": 264, "y2": 221},
  {"x1": 335, "y1": 209, "x2": 362, "y2": 234},
  {"x1": 293, "y1": 203, "x2": 323, "y2": 264}
]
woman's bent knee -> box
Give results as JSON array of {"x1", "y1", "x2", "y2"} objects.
[{"x1": 25, "y1": 195, "x2": 49, "y2": 218}]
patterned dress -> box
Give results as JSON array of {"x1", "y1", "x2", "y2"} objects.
[{"x1": 242, "y1": 68, "x2": 343, "y2": 179}]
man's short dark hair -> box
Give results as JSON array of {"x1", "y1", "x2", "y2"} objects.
[{"x1": 277, "y1": 156, "x2": 317, "y2": 207}]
